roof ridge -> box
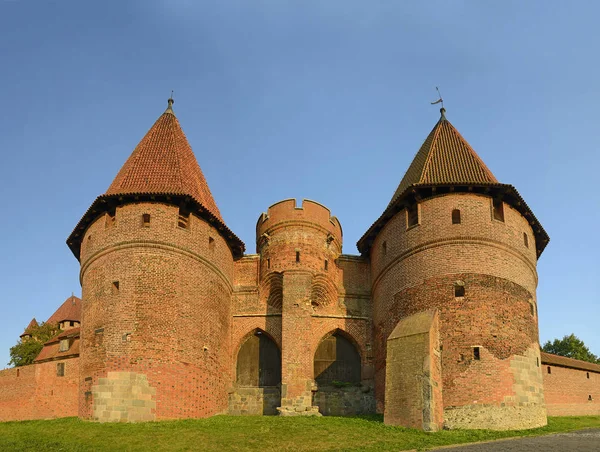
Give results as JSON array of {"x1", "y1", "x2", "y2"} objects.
[
  {"x1": 420, "y1": 119, "x2": 443, "y2": 185},
  {"x1": 168, "y1": 113, "x2": 184, "y2": 194}
]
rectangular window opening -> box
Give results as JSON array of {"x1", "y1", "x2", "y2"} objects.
[
  {"x1": 492, "y1": 199, "x2": 504, "y2": 222},
  {"x1": 267, "y1": 258, "x2": 271, "y2": 269},
  {"x1": 105, "y1": 209, "x2": 116, "y2": 228},
  {"x1": 547, "y1": 366, "x2": 551, "y2": 374},
  {"x1": 524, "y1": 232, "x2": 529, "y2": 248},
  {"x1": 407, "y1": 204, "x2": 419, "y2": 228},
  {"x1": 59, "y1": 339, "x2": 69, "y2": 352},
  {"x1": 16, "y1": 369, "x2": 19, "y2": 377},
  {"x1": 178, "y1": 208, "x2": 190, "y2": 229},
  {"x1": 452, "y1": 209, "x2": 461, "y2": 224},
  {"x1": 589, "y1": 395, "x2": 593, "y2": 401},
  {"x1": 324, "y1": 259, "x2": 328, "y2": 271},
  {"x1": 587, "y1": 372, "x2": 590, "y2": 379},
  {"x1": 112, "y1": 281, "x2": 120, "y2": 294},
  {"x1": 56, "y1": 363, "x2": 65, "y2": 377},
  {"x1": 536, "y1": 357, "x2": 540, "y2": 367},
  {"x1": 296, "y1": 251, "x2": 300, "y2": 263},
  {"x1": 142, "y1": 213, "x2": 151, "y2": 227},
  {"x1": 473, "y1": 347, "x2": 480, "y2": 360},
  {"x1": 454, "y1": 284, "x2": 465, "y2": 297}
]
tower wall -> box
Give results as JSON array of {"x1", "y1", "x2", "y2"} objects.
[
  {"x1": 253, "y1": 199, "x2": 373, "y2": 415},
  {"x1": 371, "y1": 193, "x2": 546, "y2": 430},
  {"x1": 78, "y1": 202, "x2": 234, "y2": 421}
]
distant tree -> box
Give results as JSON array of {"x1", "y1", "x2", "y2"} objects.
[
  {"x1": 8, "y1": 322, "x2": 59, "y2": 367},
  {"x1": 542, "y1": 334, "x2": 600, "y2": 364}
]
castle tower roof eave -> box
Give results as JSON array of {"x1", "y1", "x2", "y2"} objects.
[
  {"x1": 67, "y1": 99, "x2": 246, "y2": 260},
  {"x1": 359, "y1": 109, "x2": 549, "y2": 258},
  {"x1": 356, "y1": 182, "x2": 549, "y2": 258},
  {"x1": 66, "y1": 192, "x2": 246, "y2": 260}
]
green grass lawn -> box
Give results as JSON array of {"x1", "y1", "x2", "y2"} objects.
[{"x1": 0, "y1": 415, "x2": 598, "y2": 452}]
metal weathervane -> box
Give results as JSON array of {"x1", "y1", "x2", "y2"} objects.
[{"x1": 430, "y1": 87, "x2": 444, "y2": 109}]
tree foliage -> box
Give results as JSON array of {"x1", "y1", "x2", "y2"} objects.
[
  {"x1": 8, "y1": 322, "x2": 60, "y2": 367},
  {"x1": 542, "y1": 334, "x2": 600, "y2": 364}
]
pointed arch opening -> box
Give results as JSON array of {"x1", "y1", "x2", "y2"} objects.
[
  {"x1": 236, "y1": 329, "x2": 281, "y2": 387},
  {"x1": 314, "y1": 330, "x2": 361, "y2": 385}
]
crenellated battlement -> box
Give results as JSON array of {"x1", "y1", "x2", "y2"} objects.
[{"x1": 256, "y1": 199, "x2": 342, "y2": 248}]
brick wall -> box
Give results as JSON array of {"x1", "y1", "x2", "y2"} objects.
[
  {"x1": 543, "y1": 365, "x2": 600, "y2": 416},
  {"x1": 0, "y1": 358, "x2": 79, "y2": 421},
  {"x1": 78, "y1": 202, "x2": 234, "y2": 420}
]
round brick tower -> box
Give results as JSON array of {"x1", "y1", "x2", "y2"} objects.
[
  {"x1": 358, "y1": 108, "x2": 550, "y2": 430},
  {"x1": 256, "y1": 199, "x2": 343, "y2": 413},
  {"x1": 67, "y1": 99, "x2": 244, "y2": 422}
]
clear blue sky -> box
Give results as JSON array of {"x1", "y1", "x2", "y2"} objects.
[{"x1": 0, "y1": 1, "x2": 598, "y2": 368}]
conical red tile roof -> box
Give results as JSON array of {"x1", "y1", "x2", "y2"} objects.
[
  {"x1": 20, "y1": 318, "x2": 39, "y2": 337},
  {"x1": 47, "y1": 295, "x2": 81, "y2": 324},
  {"x1": 105, "y1": 100, "x2": 222, "y2": 221},
  {"x1": 388, "y1": 109, "x2": 497, "y2": 207},
  {"x1": 358, "y1": 108, "x2": 549, "y2": 257}
]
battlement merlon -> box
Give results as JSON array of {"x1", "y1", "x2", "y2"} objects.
[{"x1": 255, "y1": 199, "x2": 343, "y2": 250}]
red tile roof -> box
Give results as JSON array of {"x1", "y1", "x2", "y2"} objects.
[
  {"x1": 46, "y1": 295, "x2": 81, "y2": 324},
  {"x1": 357, "y1": 109, "x2": 550, "y2": 257},
  {"x1": 105, "y1": 100, "x2": 222, "y2": 222},
  {"x1": 34, "y1": 328, "x2": 80, "y2": 363},
  {"x1": 66, "y1": 100, "x2": 246, "y2": 259},
  {"x1": 541, "y1": 352, "x2": 600, "y2": 373},
  {"x1": 389, "y1": 109, "x2": 497, "y2": 207},
  {"x1": 20, "y1": 318, "x2": 38, "y2": 337}
]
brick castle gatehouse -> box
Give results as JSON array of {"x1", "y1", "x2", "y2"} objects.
[{"x1": 1, "y1": 98, "x2": 598, "y2": 430}]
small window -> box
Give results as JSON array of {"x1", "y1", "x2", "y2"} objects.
[
  {"x1": 473, "y1": 347, "x2": 480, "y2": 360},
  {"x1": 454, "y1": 283, "x2": 465, "y2": 298},
  {"x1": 56, "y1": 363, "x2": 65, "y2": 377},
  {"x1": 296, "y1": 251, "x2": 300, "y2": 263},
  {"x1": 407, "y1": 204, "x2": 419, "y2": 228},
  {"x1": 267, "y1": 258, "x2": 271, "y2": 269},
  {"x1": 452, "y1": 209, "x2": 461, "y2": 224},
  {"x1": 324, "y1": 259, "x2": 328, "y2": 271},
  {"x1": 178, "y1": 208, "x2": 190, "y2": 229},
  {"x1": 59, "y1": 339, "x2": 69, "y2": 352},
  {"x1": 547, "y1": 366, "x2": 551, "y2": 374},
  {"x1": 530, "y1": 302, "x2": 536, "y2": 316},
  {"x1": 208, "y1": 236, "x2": 215, "y2": 248},
  {"x1": 589, "y1": 395, "x2": 593, "y2": 401},
  {"x1": 105, "y1": 210, "x2": 116, "y2": 228},
  {"x1": 112, "y1": 281, "x2": 120, "y2": 294},
  {"x1": 523, "y1": 232, "x2": 529, "y2": 248},
  {"x1": 382, "y1": 241, "x2": 387, "y2": 255},
  {"x1": 587, "y1": 372, "x2": 590, "y2": 379},
  {"x1": 536, "y1": 357, "x2": 540, "y2": 367},
  {"x1": 492, "y1": 199, "x2": 504, "y2": 222},
  {"x1": 16, "y1": 369, "x2": 19, "y2": 377},
  {"x1": 69, "y1": 321, "x2": 74, "y2": 327},
  {"x1": 142, "y1": 213, "x2": 151, "y2": 227}
]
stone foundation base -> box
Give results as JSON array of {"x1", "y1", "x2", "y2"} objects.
[
  {"x1": 444, "y1": 405, "x2": 547, "y2": 430},
  {"x1": 92, "y1": 371, "x2": 156, "y2": 423},
  {"x1": 277, "y1": 406, "x2": 322, "y2": 416}
]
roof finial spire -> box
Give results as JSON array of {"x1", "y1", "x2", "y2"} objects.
[
  {"x1": 430, "y1": 86, "x2": 445, "y2": 119},
  {"x1": 165, "y1": 91, "x2": 175, "y2": 114}
]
